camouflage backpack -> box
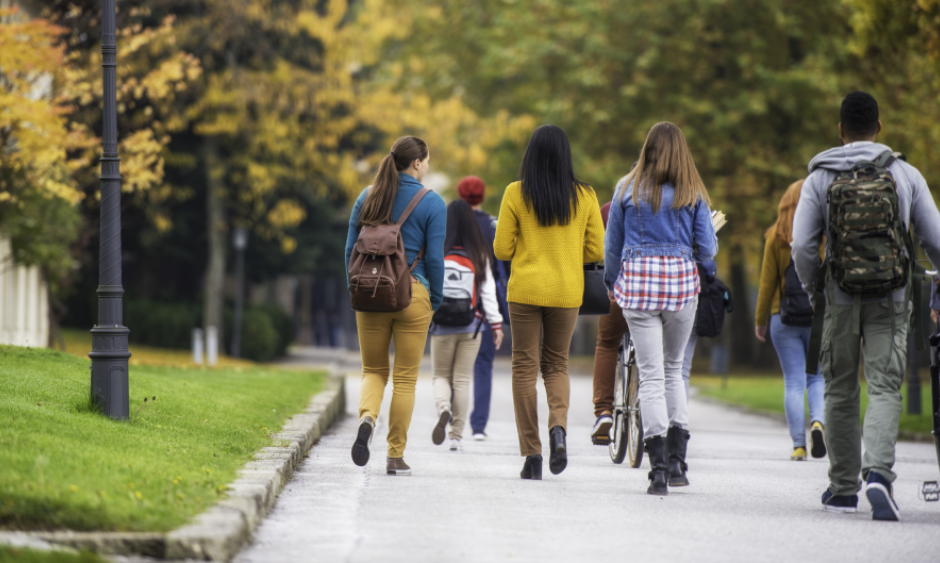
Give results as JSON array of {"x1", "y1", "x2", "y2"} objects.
[{"x1": 825, "y1": 150, "x2": 913, "y2": 296}]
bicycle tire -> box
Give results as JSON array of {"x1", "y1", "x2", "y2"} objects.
[
  {"x1": 626, "y1": 350, "x2": 644, "y2": 468},
  {"x1": 609, "y1": 346, "x2": 629, "y2": 464}
]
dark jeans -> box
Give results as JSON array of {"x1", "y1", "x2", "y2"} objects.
[{"x1": 470, "y1": 326, "x2": 496, "y2": 434}]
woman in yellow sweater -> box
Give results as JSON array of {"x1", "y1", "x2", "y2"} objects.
[
  {"x1": 494, "y1": 125, "x2": 605, "y2": 480},
  {"x1": 755, "y1": 179, "x2": 826, "y2": 462}
]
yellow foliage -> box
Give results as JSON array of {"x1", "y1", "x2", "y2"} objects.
[{"x1": 0, "y1": 8, "x2": 92, "y2": 205}]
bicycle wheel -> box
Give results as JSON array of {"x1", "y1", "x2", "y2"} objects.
[
  {"x1": 609, "y1": 343, "x2": 629, "y2": 464},
  {"x1": 626, "y1": 348, "x2": 644, "y2": 468}
]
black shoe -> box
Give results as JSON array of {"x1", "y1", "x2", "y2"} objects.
[
  {"x1": 810, "y1": 421, "x2": 827, "y2": 459},
  {"x1": 520, "y1": 454, "x2": 543, "y2": 480},
  {"x1": 432, "y1": 409, "x2": 450, "y2": 446},
  {"x1": 645, "y1": 435, "x2": 668, "y2": 496},
  {"x1": 865, "y1": 471, "x2": 900, "y2": 521},
  {"x1": 351, "y1": 417, "x2": 374, "y2": 467},
  {"x1": 821, "y1": 490, "x2": 858, "y2": 513},
  {"x1": 549, "y1": 426, "x2": 567, "y2": 475},
  {"x1": 666, "y1": 426, "x2": 690, "y2": 487}
]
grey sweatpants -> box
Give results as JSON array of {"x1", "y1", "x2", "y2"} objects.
[{"x1": 623, "y1": 297, "x2": 698, "y2": 438}]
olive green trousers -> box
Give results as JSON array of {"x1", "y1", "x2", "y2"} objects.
[{"x1": 820, "y1": 300, "x2": 908, "y2": 496}]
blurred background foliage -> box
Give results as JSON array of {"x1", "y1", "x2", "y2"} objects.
[{"x1": 1, "y1": 0, "x2": 938, "y2": 363}]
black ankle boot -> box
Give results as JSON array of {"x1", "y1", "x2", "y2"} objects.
[
  {"x1": 520, "y1": 454, "x2": 543, "y2": 480},
  {"x1": 645, "y1": 435, "x2": 668, "y2": 496},
  {"x1": 549, "y1": 426, "x2": 567, "y2": 475},
  {"x1": 666, "y1": 426, "x2": 690, "y2": 487}
]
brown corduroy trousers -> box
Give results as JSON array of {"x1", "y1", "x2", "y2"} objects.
[
  {"x1": 593, "y1": 299, "x2": 629, "y2": 417},
  {"x1": 508, "y1": 303, "x2": 580, "y2": 457}
]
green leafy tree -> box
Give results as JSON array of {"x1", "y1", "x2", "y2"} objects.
[{"x1": 387, "y1": 0, "x2": 857, "y2": 364}]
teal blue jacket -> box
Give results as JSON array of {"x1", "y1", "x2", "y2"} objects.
[{"x1": 345, "y1": 174, "x2": 447, "y2": 310}]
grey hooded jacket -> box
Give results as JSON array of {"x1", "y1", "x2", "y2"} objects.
[{"x1": 791, "y1": 141, "x2": 940, "y2": 306}]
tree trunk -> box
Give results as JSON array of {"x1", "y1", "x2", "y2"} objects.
[
  {"x1": 729, "y1": 243, "x2": 754, "y2": 368},
  {"x1": 203, "y1": 138, "x2": 227, "y2": 349}
]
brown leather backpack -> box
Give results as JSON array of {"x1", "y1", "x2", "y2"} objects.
[{"x1": 348, "y1": 188, "x2": 430, "y2": 312}]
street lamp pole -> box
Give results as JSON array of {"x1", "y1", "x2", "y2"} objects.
[
  {"x1": 89, "y1": 0, "x2": 130, "y2": 420},
  {"x1": 230, "y1": 227, "x2": 248, "y2": 358}
]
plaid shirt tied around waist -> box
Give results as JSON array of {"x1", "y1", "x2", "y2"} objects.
[{"x1": 614, "y1": 256, "x2": 700, "y2": 311}]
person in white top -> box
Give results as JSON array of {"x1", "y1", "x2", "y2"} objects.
[{"x1": 428, "y1": 200, "x2": 504, "y2": 451}]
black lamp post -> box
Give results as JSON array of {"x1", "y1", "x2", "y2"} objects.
[
  {"x1": 89, "y1": 0, "x2": 130, "y2": 420},
  {"x1": 230, "y1": 227, "x2": 248, "y2": 358}
]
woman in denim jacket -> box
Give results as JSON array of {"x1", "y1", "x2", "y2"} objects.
[{"x1": 605, "y1": 122, "x2": 718, "y2": 496}]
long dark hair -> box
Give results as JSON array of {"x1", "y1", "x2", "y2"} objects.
[
  {"x1": 519, "y1": 124, "x2": 588, "y2": 227},
  {"x1": 359, "y1": 136, "x2": 429, "y2": 226},
  {"x1": 443, "y1": 200, "x2": 488, "y2": 288}
]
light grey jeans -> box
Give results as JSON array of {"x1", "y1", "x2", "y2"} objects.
[
  {"x1": 623, "y1": 296, "x2": 698, "y2": 438},
  {"x1": 681, "y1": 331, "x2": 698, "y2": 400}
]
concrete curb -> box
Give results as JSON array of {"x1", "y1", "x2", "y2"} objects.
[{"x1": 0, "y1": 366, "x2": 346, "y2": 561}]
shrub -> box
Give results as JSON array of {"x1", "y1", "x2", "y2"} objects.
[
  {"x1": 256, "y1": 303, "x2": 294, "y2": 356},
  {"x1": 124, "y1": 300, "x2": 200, "y2": 349},
  {"x1": 237, "y1": 308, "x2": 278, "y2": 362}
]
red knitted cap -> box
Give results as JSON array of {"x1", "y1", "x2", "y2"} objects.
[{"x1": 457, "y1": 176, "x2": 485, "y2": 205}]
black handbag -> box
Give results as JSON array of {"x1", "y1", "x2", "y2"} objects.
[{"x1": 580, "y1": 263, "x2": 610, "y2": 315}]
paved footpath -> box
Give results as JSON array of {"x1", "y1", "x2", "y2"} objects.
[{"x1": 236, "y1": 356, "x2": 940, "y2": 563}]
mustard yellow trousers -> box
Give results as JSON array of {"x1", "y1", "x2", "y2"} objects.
[{"x1": 356, "y1": 281, "x2": 431, "y2": 458}]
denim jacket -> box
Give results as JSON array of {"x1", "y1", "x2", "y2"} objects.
[{"x1": 604, "y1": 178, "x2": 718, "y2": 289}]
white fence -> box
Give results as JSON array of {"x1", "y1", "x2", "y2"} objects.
[{"x1": 0, "y1": 236, "x2": 49, "y2": 347}]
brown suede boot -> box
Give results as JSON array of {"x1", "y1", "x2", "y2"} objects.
[{"x1": 386, "y1": 457, "x2": 412, "y2": 476}]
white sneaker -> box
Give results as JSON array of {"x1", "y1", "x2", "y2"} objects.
[
  {"x1": 449, "y1": 439, "x2": 463, "y2": 451},
  {"x1": 472, "y1": 432, "x2": 487, "y2": 441}
]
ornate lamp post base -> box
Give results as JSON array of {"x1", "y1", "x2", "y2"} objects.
[{"x1": 90, "y1": 287, "x2": 130, "y2": 419}]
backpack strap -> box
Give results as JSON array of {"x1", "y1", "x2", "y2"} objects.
[
  {"x1": 397, "y1": 188, "x2": 431, "y2": 273},
  {"x1": 805, "y1": 262, "x2": 829, "y2": 375},
  {"x1": 395, "y1": 188, "x2": 431, "y2": 226},
  {"x1": 873, "y1": 150, "x2": 906, "y2": 170},
  {"x1": 409, "y1": 245, "x2": 426, "y2": 272}
]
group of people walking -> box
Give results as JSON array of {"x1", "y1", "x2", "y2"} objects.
[{"x1": 344, "y1": 91, "x2": 940, "y2": 519}]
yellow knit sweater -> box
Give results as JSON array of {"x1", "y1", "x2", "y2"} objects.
[{"x1": 494, "y1": 181, "x2": 605, "y2": 308}]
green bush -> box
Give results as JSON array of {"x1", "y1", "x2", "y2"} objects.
[
  {"x1": 124, "y1": 300, "x2": 200, "y2": 350},
  {"x1": 238, "y1": 308, "x2": 278, "y2": 362},
  {"x1": 257, "y1": 303, "x2": 294, "y2": 356},
  {"x1": 121, "y1": 299, "x2": 290, "y2": 362}
]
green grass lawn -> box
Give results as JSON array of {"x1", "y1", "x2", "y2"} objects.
[
  {"x1": 0, "y1": 345, "x2": 324, "y2": 532},
  {"x1": 0, "y1": 546, "x2": 105, "y2": 563},
  {"x1": 695, "y1": 374, "x2": 934, "y2": 436}
]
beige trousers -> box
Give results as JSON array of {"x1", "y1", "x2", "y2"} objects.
[{"x1": 431, "y1": 332, "x2": 482, "y2": 440}]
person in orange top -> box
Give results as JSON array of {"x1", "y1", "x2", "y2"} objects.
[
  {"x1": 754, "y1": 179, "x2": 825, "y2": 462},
  {"x1": 494, "y1": 124, "x2": 605, "y2": 480}
]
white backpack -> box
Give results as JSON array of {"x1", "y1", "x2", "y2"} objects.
[{"x1": 432, "y1": 249, "x2": 480, "y2": 326}]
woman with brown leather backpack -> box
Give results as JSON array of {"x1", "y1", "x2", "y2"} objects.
[{"x1": 345, "y1": 136, "x2": 446, "y2": 476}]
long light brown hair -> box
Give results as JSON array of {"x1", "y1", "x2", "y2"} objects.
[
  {"x1": 765, "y1": 179, "x2": 803, "y2": 243},
  {"x1": 619, "y1": 122, "x2": 710, "y2": 212},
  {"x1": 358, "y1": 136, "x2": 428, "y2": 226}
]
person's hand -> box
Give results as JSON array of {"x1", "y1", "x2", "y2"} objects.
[
  {"x1": 931, "y1": 308, "x2": 939, "y2": 326},
  {"x1": 608, "y1": 290, "x2": 616, "y2": 303},
  {"x1": 755, "y1": 325, "x2": 768, "y2": 343},
  {"x1": 493, "y1": 328, "x2": 504, "y2": 351}
]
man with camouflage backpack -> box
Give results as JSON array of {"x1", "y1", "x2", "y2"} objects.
[{"x1": 792, "y1": 91, "x2": 940, "y2": 521}]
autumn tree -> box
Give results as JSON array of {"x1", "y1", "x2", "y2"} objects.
[{"x1": 0, "y1": 6, "x2": 94, "y2": 291}]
